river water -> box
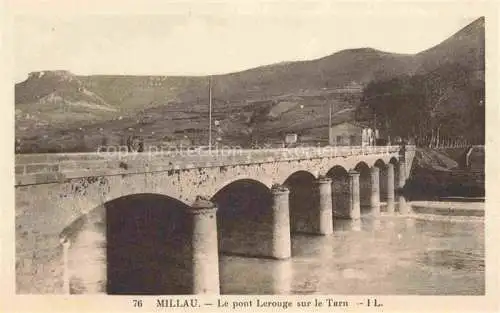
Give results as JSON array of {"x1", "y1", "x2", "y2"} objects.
[{"x1": 219, "y1": 212, "x2": 484, "y2": 295}]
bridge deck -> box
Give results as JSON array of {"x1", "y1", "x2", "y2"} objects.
[{"x1": 15, "y1": 146, "x2": 410, "y2": 186}]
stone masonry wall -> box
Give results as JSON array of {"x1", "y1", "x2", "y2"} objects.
[{"x1": 15, "y1": 146, "x2": 413, "y2": 294}]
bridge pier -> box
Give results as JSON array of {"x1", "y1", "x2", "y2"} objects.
[
  {"x1": 347, "y1": 170, "x2": 361, "y2": 220},
  {"x1": 385, "y1": 164, "x2": 395, "y2": 213},
  {"x1": 397, "y1": 194, "x2": 410, "y2": 215},
  {"x1": 271, "y1": 185, "x2": 291, "y2": 259},
  {"x1": 61, "y1": 239, "x2": 70, "y2": 294},
  {"x1": 188, "y1": 197, "x2": 220, "y2": 294},
  {"x1": 397, "y1": 159, "x2": 406, "y2": 190},
  {"x1": 395, "y1": 160, "x2": 409, "y2": 215},
  {"x1": 398, "y1": 146, "x2": 408, "y2": 182},
  {"x1": 314, "y1": 177, "x2": 334, "y2": 235},
  {"x1": 370, "y1": 167, "x2": 380, "y2": 216},
  {"x1": 62, "y1": 221, "x2": 106, "y2": 294}
]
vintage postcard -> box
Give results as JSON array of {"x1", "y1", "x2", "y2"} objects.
[{"x1": 2, "y1": 0, "x2": 499, "y2": 312}]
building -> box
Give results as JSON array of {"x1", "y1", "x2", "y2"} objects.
[
  {"x1": 284, "y1": 133, "x2": 298, "y2": 145},
  {"x1": 329, "y1": 121, "x2": 378, "y2": 146},
  {"x1": 161, "y1": 136, "x2": 193, "y2": 149}
]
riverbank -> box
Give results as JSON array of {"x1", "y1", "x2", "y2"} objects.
[
  {"x1": 404, "y1": 147, "x2": 485, "y2": 200},
  {"x1": 410, "y1": 201, "x2": 484, "y2": 217}
]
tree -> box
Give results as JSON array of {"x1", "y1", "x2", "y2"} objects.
[
  {"x1": 358, "y1": 62, "x2": 485, "y2": 145},
  {"x1": 359, "y1": 74, "x2": 423, "y2": 140}
]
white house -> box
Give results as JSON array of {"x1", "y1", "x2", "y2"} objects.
[{"x1": 329, "y1": 121, "x2": 378, "y2": 146}]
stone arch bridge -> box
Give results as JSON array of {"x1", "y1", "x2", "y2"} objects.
[{"x1": 15, "y1": 145, "x2": 415, "y2": 295}]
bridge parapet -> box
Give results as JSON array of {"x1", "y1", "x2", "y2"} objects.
[{"x1": 15, "y1": 145, "x2": 411, "y2": 186}]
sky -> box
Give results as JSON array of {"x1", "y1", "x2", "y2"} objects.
[{"x1": 11, "y1": 1, "x2": 481, "y2": 82}]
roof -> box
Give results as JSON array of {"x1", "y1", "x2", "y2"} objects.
[{"x1": 330, "y1": 120, "x2": 374, "y2": 129}]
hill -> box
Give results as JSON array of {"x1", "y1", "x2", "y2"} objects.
[
  {"x1": 15, "y1": 17, "x2": 484, "y2": 153},
  {"x1": 15, "y1": 71, "x2": 117, "y2": 138},
  {"x1": 416, "y1": 17, "x2": 484, "y2": 74},
  {"x1": 354, "y1": 18, "x2": 484, "y2": 143}
]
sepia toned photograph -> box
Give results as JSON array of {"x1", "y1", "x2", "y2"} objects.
[{"x1": 11, "y1": 1, "x2": 488, "y2": 301}]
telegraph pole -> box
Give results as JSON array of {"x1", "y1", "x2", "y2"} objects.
[
  {"x1": 328, "y1": 102, "x2": 333, "y2": 145},
  {"x1": 208, "y1": 76, "x2": 213, "y2": 151},
  {"x1": 325, "y1": 82, "x2": 333, "y2": 146}
]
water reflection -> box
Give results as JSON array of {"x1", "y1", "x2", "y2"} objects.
[
  {"x1": 333, "y1": 218, "x2": 362, "y2": 232},
  {"x1": 362, "y1": 216, "x2": 382, "y2": 232},
  {"x1": 397, "y1": 195, "x2": 412, "y2": 215},
  {"x1": 219, "y1": 214, "x2": 484, "y2": 295},
  {"x1": 272, "y1": 260, "x2": 293, "y2": 294},
  {"x1": 405, "y1": 216, "x2": 416, "y2": 229}
]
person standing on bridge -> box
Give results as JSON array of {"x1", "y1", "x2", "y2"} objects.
[
  {"x1": 137, "y1": 137, "x2": 144, "y2": 152},
  {"x1": 127, "y1": 135, "x2": 144, "y2": 152},
  {"x1": 126, "y1": 135, "x2": 134, "y2": 152}
]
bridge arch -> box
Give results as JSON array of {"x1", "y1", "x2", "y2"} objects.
[
  {"x1": 389, "y1": 157, "x2": 400, "y2": 190},
  {"x1": 211, "y1": 179, "x2": 274, "y2": 258},
  {"x1": 283, "y1": 171, "x2": 317, "y2": 234},
  {"x1": 326, "y1": 165, "x2": 349, "y2": 218},
  {"x1": 354, "y1": 162, "x2": 372, "y2": 214},
  {"x1": 326, "y1": 165, "x2": 349, "y2": 179},
  {"x1": 60, "y1": 193, "x2": 194, "y2": 295},
  {"x1": 354, "y1": 161, "x2": 370, "y2": 171},
  {"x1": 373, "y1": 158, "x2": 386, "y2": 168},
  {"x1": 374, "y1": 159, "x2": 388, "y2": 205},
  {"x1": 212, "y1": 175, "x2": 273, "y2": 197}
]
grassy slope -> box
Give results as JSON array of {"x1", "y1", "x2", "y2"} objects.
[{"x1": 415, "y1": 17, "x2": 484, "y2": 75}]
